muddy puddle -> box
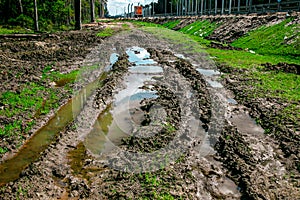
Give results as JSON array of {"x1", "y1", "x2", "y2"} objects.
[
  {"x1": 84, "y1": 46, "x2": 163, "y2": 158},
  {"x1": 0, "y1": 71, "x2": 105, "y2": 186}
]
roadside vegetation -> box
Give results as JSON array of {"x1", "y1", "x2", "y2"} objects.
[
  {"x1": 0, "y1": 67, "x2": 79, "y2": 154},
  {"x1": 231, "y1": 18, "x2": 300, "y2": 57},
  {"x1": 133, "y1": 17, "x2": 300, "y2": 172}
]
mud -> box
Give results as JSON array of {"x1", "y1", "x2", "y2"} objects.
[
  {"x1": 0, "y1": 24, "x2": 121, "y2": 160},
  {"x1": 0, "y1": 20, "x2": 299, "y2": 200},
  {"x1": 262, "y1": 62, "x2": 300, "y2": 75}
]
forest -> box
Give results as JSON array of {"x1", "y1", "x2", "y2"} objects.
[{"x1": 0, "y1": 0, "x2": 107, "y2": 31}]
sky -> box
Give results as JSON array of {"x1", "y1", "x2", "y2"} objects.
[{"x1": 107, "y1": 0, "x2": 157, "y2": 16}]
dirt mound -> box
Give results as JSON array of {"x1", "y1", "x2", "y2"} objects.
[{"x1": 262, "y1": 62, "x2": 300, "y2": 75}]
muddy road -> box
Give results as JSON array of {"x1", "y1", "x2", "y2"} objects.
[{"x1": 0, "y1": 23, "x2": 299, "y2": 199}]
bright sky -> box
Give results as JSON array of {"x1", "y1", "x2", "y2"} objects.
[{"x1": 108, "y1": 0, "x2": 157, "y2": 16}]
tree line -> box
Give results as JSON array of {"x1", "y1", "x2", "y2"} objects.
[{"x1": 0, "y1": 0, "x2": 107, "y2": 31}]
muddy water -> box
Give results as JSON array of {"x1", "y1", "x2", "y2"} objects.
[
  {"x1": 84, "y1": 46, "x2": 162, "y2": 157},
  {"x1": 0, "y1": 76, "x2": 102, "y2": 186}
]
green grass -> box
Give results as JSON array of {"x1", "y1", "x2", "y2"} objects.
[
  {"x1": 0, "y1": 147, "x2": 8, "y2": 154},
  {"x1": 207, "y1": 48, "x2": 300, "y2": 69},
  {"x1": 0, "y1": 82, "x2": 58, "y2": 118},
  {"x1": 231, "y1": 18, "x2": 300, "y2": 57},
  {"x1": 0, "y1": 26, "x2": 32, "y2": 34},
  {"x1": 162, "y1": 20, "x2": 181, "y2": 29},
  {"x1": 121, "y1": 23, "x2": 130, "y2": 30},
  {"x1": 96, "y1": 27, "x2": 115, "y2": 37},
  {"x1": 131, "y1": 20, "x2": 163, "y2": 28},
  {"x1": 179, "y1": 20, "x2": 219, "y2": 38},
  {"x1": 250, "y1": 71, "x2": 300, "y2": 101},
  {"x1": 0, "y1": 66, "x2": 81, "y2": 142},
  {"x1": 0, "y1": 81, "x2": 59, "y2": 139}
]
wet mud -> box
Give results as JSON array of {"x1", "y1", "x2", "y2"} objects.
[
  {"x1": 0, "y1": 22, "x2": 299, "y2": 200},
  {"x1": 262, "y1": 62, "x2": 300, "y2": 75}
]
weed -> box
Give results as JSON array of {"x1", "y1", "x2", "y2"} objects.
[
  {"x1": 96, "y1": 27, "x2": 115, "y2": 37},
  {"x1": 163, "y1": 122, "x2": 176, "y2": 133},
  {"x1": 131, "y1": 20, "x2": 163, "y2": 28},
  {"x1": 0, "y1": 147, "x2": 8, "y2": 154},
  {"x1": 122, "y1": 23, "x2": 130, "y2": 30},
  {"x1": 0, "y1": 26, "x2": 33, "y2": 34},
  {"x1": 16, "y1": 185, "x2": 28, "y2": 200}
]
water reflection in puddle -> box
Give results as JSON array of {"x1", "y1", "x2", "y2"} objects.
[
  {"x1": 126, "y1": 46, "x2": 157, "y2": 65},
  {"x1": 207, "y1": 80, "x2": 224, "y2": 88},
  {"x1": 174, "y1": 53, "x2": 186, "y2": 59},
  {"x1": 105, "y1": 53, "x2": 119, "y2": 71},
  {"x1": 85, "y1": 47, "x2": 163, "y2": 156},
  {"x1": 197, "y1": 68, "x2": 220, "y2": 76},
  {"x1": 227, "y1": 98, "x2": 238, "y2": 105}
]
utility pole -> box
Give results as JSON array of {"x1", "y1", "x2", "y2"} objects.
[
  {"x1": 229, "y1": 0, "x2": 232, "y2": 14},
  {"x1": 153, "y1": 1, "x2": 155, "y2": 16},
  {"x1": 128, "y1": 3, "x2": 130, "y2": 18},
  {"x1": 238, "y1": 0, "x2": 240, "y2": 12},
  {"x1": 75, "y1": 0, "x2": 81, "y2": 30},
  {"x1": 34, "y1": 0, "x2": 39, "y2": 31}
]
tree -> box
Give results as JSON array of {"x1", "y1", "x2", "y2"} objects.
[
  {"x1": 90, "y1": 0, "x2": 95, "y2": 22},
  {"x1": 75, "y1": 0, "x2": 81, "y2": 30},
  {"x1": 34, "y1": 0, "x2": 39, "y2": 31}
]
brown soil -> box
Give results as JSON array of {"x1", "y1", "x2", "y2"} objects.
[
  {"x1": 0, "y1": 19, "x2": 299, "y2": 200},
  {"x1": 262, "y1": 62, "x2": 300, "y2": 75}
]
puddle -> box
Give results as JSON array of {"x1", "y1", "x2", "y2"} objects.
[
  {"x1": 126, "y1": 46, "x2": 157, "y2": 65},
  {"x1": 207, "y1": 80, "x2": 224, "y2": 88},
  {"x1": 197, "y1": 68, "x2": 220, "y2": 76},
  {"x1": 174, "y1": 53, "x2": 186, "y2": 59},
  {"x1": 129, "y1": 65, "x2": 163, "y2": 74},
  {"x1": 84, "y1": 47, "x2": 162, "y2": 157},
  {"x1": 227, "y1": 98, "x2": 238, "y2": 105},
  {"x1": 110, "y1": 53, "x2": 119, "y2": 65},
  {"x1": 104, "y1": 53, "x2": 119, "y2": 71},
  {"x1": 230, "y1": 113, "x2": 265, "y2": 136},
  {"x1": 0, "y1": 73, "x2": 107, "y2": 186},
  {"x1": 55, "y1": 77, "x2": 75, "y2": 87}
]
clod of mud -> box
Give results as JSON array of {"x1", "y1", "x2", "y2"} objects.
[{"x1": 262, "y1": 62, "x2": 300, "y2": 75}]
